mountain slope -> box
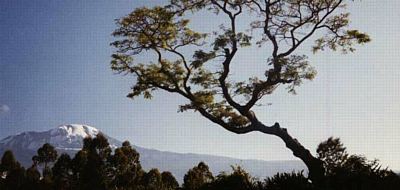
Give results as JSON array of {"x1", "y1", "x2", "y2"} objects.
[{"x1": 0, "y1": 124, "x2": 306, "y2": 182}]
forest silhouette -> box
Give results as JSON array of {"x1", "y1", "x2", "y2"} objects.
[{"x1": 1, "y1": 134, "x2": 399, "y2": 190}]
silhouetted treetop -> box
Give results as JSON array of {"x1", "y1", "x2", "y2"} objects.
[
  {"x1": 183, "y1": 162, "x2": 214, "y2": 190},
  {"x1": 33, "y1": 143, "x2": 58, "y2": 169},
  {"x1": 0, "y1": 150, "x2": 19, "y2": 172},
  {"x1": 1, "y1": 136, "x2": 400, "y2": 189}
]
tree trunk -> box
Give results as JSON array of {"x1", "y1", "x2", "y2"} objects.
[{"x1": 255, "y1": 122, "x2": 325, "y2": 186}]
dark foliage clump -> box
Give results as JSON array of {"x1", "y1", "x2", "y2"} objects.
[
  {"x1": 263, "y1": 171, "x2": 313, "y2": 190},
  {"x1": 317, "y1": 137, "x2": 400, "y2": 190}
]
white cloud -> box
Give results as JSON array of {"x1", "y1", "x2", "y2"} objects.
[{"x1": 0, "y1": 105, "x2": 10, "y2": 113}]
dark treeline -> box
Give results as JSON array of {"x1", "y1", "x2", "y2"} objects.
[{"x1": 0, "y1": 134, "x2": 399, "y2": 190}]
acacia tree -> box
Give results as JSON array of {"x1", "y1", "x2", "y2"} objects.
[{"x1": 111, "y1": 0, "x2": 370, "y2": 184}]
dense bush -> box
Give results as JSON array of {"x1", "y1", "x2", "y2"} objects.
[
  {"x1": 317, "y1": 137, "x2": 400, "y2": 190},
  {"x1": 263, "y1": 171, "x2": 313, "y2": 190}
]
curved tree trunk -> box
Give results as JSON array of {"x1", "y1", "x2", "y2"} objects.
[
  {"x1": 196, "y1": 106, "x2": 326, "y2": 186},
  {"x1": 254, "y1": 122, "x2": 325, "y2": 186}
]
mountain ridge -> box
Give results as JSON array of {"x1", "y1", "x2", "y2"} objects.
[{"x1": 0, "y1": 124, "x2": 307, "y2": 182}]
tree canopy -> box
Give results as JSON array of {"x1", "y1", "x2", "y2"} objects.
[
  {"x1": 111, "y1": 0, "x2": 370, "y2": 185},
  {"x1": 111, "y1": 0, "x2": 370, "y2": 128},
  {"x1": 33, "y1": 143, "x2": 58, "y2": 169}
]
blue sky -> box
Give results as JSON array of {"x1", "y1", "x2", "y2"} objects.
[{"x1": 1, "y1": 0, "x2": 400, "y2": 170}]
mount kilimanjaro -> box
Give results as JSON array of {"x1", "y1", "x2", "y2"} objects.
[{"x1": 0, "y1": 124, "x2": 306, "y2": 182}]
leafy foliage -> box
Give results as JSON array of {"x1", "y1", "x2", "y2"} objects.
[
  {"x1": 162, "y1": 171, "x2": 180, "y2": 190},
  {"x1": 25, "y1": 165, "x2": 41, "y2": 189},
  {"x1": 0, "y1": 150, "x2": 18, "y2": 172},
  {"x1": 207, "y1": 166, "x2": 257, "y2": 190},
  {"x1": 110, "y1": 3, "x2": 371, "y2": 184},
  {"x1": 0, "y1": 150, "x2": 26, "y2": 190},
  {"x1": 317, "y1": 137, "x2": 400, "y2": 190},
  {"x1": 183, "y1": 162, "x2": 214, "y2": 190},
  {"x1": 52, "y1": 154, "x2": 73, "y2": 190},
  {"x1": 264, "y1": 171, "x2": 313, "y2": 190},
  {"x1": 109, "y1": 141, "x2": 144, "y2": 189},
  {"x1": 0, "y1": 137, "x2": 399, "y2": 189},
  {"x1": 33, "y1": 143, "x2": 58, "y2": 168},
  {"x1": 111, "y1": 0, "x2": 370, "y2": 111}
]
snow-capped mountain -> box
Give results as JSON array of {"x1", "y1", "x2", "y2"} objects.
[
  {"x1": 0, "y1": 124, "x2": 120, "y2": 151},
  {"x1": 0, "y1": 124, "x2": 306, "y2": 182}
]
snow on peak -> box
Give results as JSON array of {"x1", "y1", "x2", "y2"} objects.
[
  {"x1": 48, "y1": 124, "x2": 100, "y2": 149},
  {"x1": 51, "y1": 124, "x2": 99, "y2": 139},
  {"x1": 0, "y1": 124, "x2": 120, "y2": 151}
]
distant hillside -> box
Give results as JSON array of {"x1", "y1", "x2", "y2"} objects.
[{"x1": 0, "y1": 124, "x2": 306, "y2": 182}]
